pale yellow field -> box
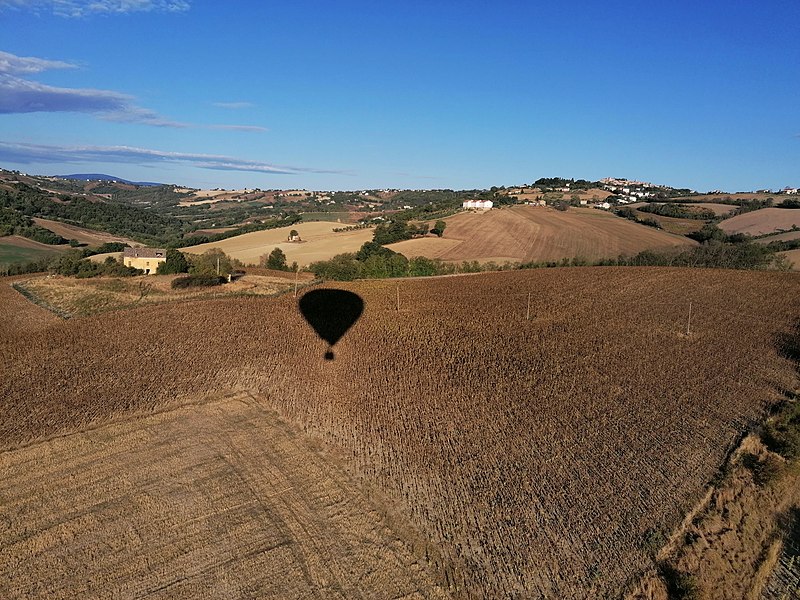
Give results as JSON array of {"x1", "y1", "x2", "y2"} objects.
[
  {"x1": 16, "y1": 273, "x2": 306, "y2": 317},
  {"x1": 182, "y1": 222, "x2": 374, "y2": 266},
  {"x1": 779, "y1": 248, "x2": 800, "y2": 270},
  {"x1": 0, "y1": 392, "x2": 445, "y2": 599},
  {"x1": 388, "y1": 206, "x2": 694, "y2": 263}
]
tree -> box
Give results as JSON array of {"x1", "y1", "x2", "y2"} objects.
[
  {"x1": 157, "y1": 248, "x2": 189, "y2": 274},
  {"x1": 431, "y1": 220, "x2": 447, "y2": 237},
  {"x1": 189, "y1": 248, "x2": 236, "y2": 275},
  {"x1": 265, "y1": 247, "x2": 288, "y2": 270}
]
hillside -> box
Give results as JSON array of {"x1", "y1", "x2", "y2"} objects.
[
  {"x1": 0, "y1": 235, "x2": 66, "y2": 268},
  {"x1": 1, "y1": 268, "x2": 798, "y2": 598},
  {"x1": 780, "y1": 248, "x2": 800, "y2": 270},
  {"x1": 32, "y1": 217, "x2": 138, "y2": 247},
  {"x1": 388, "y1": 206, "x2": 695, "y2": 263},
  {"x1": 718, "y1": 208, "x2": 800, "y2": 236},
  {"x1": 182, "y1": 221, "x2": 374, "y2": 266}
]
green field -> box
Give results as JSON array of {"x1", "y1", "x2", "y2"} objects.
[{"x1": 0, "y1": 238, "x2": 63, "y2": 268}]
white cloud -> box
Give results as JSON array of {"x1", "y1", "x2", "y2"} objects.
[
  {"x1": 0, "y1": 0, "x2": 190, "y2": 17},
  {"x1": 0, "y1": 50, "x2": 76, "y2": 75},
  {"x1": 0, "y1": 140, "x2": 350, "y2": 176},
  {"x1": 0, "y1": 50, "x2": 265, "y2": 131}
]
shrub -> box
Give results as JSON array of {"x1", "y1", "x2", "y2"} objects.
[
  {"x1": 741, "y1": 452, "x2": 784, "y2": 486},
  {"x1": 171, "y1": 274, "x2": 227, "y2": 289}
]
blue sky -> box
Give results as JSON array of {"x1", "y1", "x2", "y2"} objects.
[{"x1": 0, "y1": 0, "x2": 798, "y2": 191}]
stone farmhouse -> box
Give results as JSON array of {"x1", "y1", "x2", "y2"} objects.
[{"x1": 123, "y1": 247, "x2": 166, "y2": 274}]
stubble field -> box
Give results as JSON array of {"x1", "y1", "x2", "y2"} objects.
[
  {"x1": 387, "y1": 206, "x2": 695, "y2": 263},
  {"x1": 182, "y1": 221, "x2": 374, "y2": 266},
  {"x1": 718, "y1": 208, "x2": 800, "y2": 236},
  {"x1": 0, "y1": 392, "x2": 444, "y2": 599},
  {"x1": 1, "y1": 267, "x2": 799, "y2": 598}
]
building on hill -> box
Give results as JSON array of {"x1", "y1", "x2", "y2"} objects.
[
  {"x1": 123, "y1": 247, "x2": 166, "y2": 274},
  {"x1": 462, "y1": 199, "x2": 493, "y2": 210}
]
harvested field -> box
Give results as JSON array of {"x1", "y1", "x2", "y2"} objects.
[
  {"x1": 779, "y1": 248, "x2": 800, "y2": 270},
  {"x1": 692, "y1": 202, "x2": 738, "y2": 216},
  {"x1": 32, "y1": 218, "x2": 138, "y2": 247},
  {"x1": 2, "y1": 268, "x2": 799, "y2": 598},
  {"x1": 182, "y1": 221, "x2": 374, "y2": 266},
  {"x1": 755, "y1": 230, "x2": 800, "y2": 244},
  {"x1": 0, "y1": 275, "x2": 58, "y2": 342},
  {"x1": 0, "y1": 392, "x2": 444, "y2": 599},
  {"x1": 388, "y1": 206, "x2": 694, "y2": 263},
  {"x1": 718, "y1": 208, "x2": 800, "y2": 236},
  {"x1": 14, "y1": 273, "x2": 308, "y2": 317}
]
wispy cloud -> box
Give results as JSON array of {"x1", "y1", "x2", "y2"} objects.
[
  {"x1": 0, "y1": 0, "x2": 190, "y2": 17},
  {"x1": 212, "y1": 101, "x2": 255, "y2": 110},
  {"x1": 0, "y1": 50, "x2": 264, "y2": 131},
  {"x1": 0, "y1": 140, "x2": 351, "y2": 176},
  {"x1": 208, "y1": 124, "x2": 268, "y2": 133},
  {"x1": 0, "y1": 50, "x2": 76, "y2": 75}
]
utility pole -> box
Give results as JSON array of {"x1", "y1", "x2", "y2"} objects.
[
  {"x1": 216, "y1": 257, "x2": 220, "y2": 276},
  {"x1": 686, "y1": 301, "x2": 692, "y2": 336},
  {"x1": 526, "y1": 292, "x2": 531, "y2": 321}
]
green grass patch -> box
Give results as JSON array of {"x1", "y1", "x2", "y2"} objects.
[{"x1": 0, "y1": 238, "x2": 63, "y2": 266}]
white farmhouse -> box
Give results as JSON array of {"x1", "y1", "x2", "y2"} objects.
[{"x1": 462, "y1": 199, "x2": 494, "y2": 210}]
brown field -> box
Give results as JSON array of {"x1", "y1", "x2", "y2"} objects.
[
  {"x1": 755, "y1": 230, "x2": 800, "y2": 244},
  {"x1": 388, "y1": 206, "x2": 694, "y2": 263},
  {"x1": 0, "y1": 274, "x2": 58, "y2": 342},
  {"x1": 182, "y1": 221, "x2": 374, "y2": 266},
  {"x1": 2, "y1": 268, "x2": 799, "y2": 598},
  {"x1": 15, "y1": 272, "x2": 311, "y2": 317},
  {"x1": 718, "y1": 208, "x2": 800, "y2": 236},
  {"x1": 0, "y1": 391, "x2": 445, "y2": 599},
  {"x1": 32, "y1": 218, "x2": 138, "y2": 247},
  {"x1": 779, "y1": 248, "x2": 800, "y2": 270}
]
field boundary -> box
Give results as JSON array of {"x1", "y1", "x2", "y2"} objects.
[
  {"x1": 11, "y1": 280, "x2": 72, "y2": 319},
  {"x1": 9, "y1": 275, "x2": 323, "y2": 320}
]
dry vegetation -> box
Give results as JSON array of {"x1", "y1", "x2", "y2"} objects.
[
  {"x1": 779, "y1": 249, "x2": 800, "y2": 271},
  {"x1": 629, "y1": 433, "x2": 800, "y2": 600},
  {"x1": 13, "y1": 272, "x2": 310, "y2": 317},
  {"x1": 388, "y1": 205, "x2": 694, "y2": 263},
  {"x1": 719, "y1": 208, "x2": 800, "y2": 236},
  {"x1": 183, "y1": 221, "x2": 374, "y2": 266},
  {"x1": 1, "y1": 268, "x2": 799, "y2": 598},
  {"x1": 0, "y1": 391, "x2": 445, "y2": 599}
]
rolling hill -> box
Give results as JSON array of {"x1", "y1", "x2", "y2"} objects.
[
  {"x1": 718, "y1": 208, "x2": 800, "y2": 236},
  {"x1": 56, "y1": 174, "x2": 164, "y2": 186},
  {"x1": 182, "y1": 221, "x2": 374, "y2": 266},
  {"x1": 387, "y1": 205, "x2": 695, "y2": 263}
]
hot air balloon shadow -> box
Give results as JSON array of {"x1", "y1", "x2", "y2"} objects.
[{"x1": 299, "y1": 289, "x2": 364, "y2": 360}]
